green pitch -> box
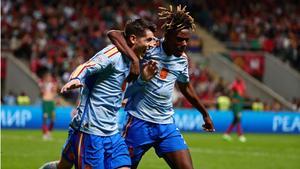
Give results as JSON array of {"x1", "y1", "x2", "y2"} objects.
[{"x1": 1, "y1": 130, "x2": 300, "y2": 169}]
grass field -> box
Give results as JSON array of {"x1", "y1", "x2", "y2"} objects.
[{"x1": 1, "y1": 130, "x2": 300, "y2": 169}]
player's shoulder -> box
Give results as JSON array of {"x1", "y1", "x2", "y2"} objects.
[
  {"x1": 172, "y1": 52, "x2": 189, "y2": 69},
  {"x1": 181, "y1": 52, "x2": 188, "y2": 58},
  {"x1": 92, "y1": 44, "x2": 121, "y2": 60},
  {"x1": 102, "y1": 44, "x2": 120, "y2": 58},
  {"x1": 178, "y1": 52, "x2": 189, "y2": 63}
]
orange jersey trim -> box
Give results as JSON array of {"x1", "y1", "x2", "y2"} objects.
[
  {"x1": 69, "y1": 61, "x2": 96, "y2": 79},
  {"x1": 104, "y1": 47, "x2": 119, "y2": 58}
]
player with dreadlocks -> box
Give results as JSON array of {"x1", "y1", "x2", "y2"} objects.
[{"x1": 107, "y1": 5, "x2": 215, "y2": 169}]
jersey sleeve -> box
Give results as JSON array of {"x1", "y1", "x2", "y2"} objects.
[
  {"x1": 177, "y1": 58, "x2": 189, "y2": 83},
  {"x1": 69, "y1": 53, "x2": 113, "y2": 83}
]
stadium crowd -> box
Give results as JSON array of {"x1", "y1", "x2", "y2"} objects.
[
  {"x1": 1, "y1": 0, "x2": 163, "y2": 76},
  {"x1": 1, "y1": 0, "x2": 299, "y2": 111},
  {"x1": 1, "y1": 0, "x2": 162, "y2": 103},
  {"x1": 187, "y1": 0, "x2": 300, "y2": 71}
]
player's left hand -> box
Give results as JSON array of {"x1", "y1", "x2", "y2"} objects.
[
  {"x1": 141, "y1": 60, "x2": 158, "y2": 81},
  {"x1": 202, "y1": 116, "x2": 215, "y2": 132}
]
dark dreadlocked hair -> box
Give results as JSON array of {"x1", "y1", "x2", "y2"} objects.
[{"x1": 158, "y1": 5, "x2": 195, "y2": 33}]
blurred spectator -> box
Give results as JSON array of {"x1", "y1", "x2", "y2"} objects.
[
  {"x1": 214, "y1": 77, "x2": 227, "y2": 94},
  {"x1": 228, "y1": 52, "x2": 265, "y2": 81},
  {"x1": 229, "y1": 76, "x2": 247, "y2": 97},
  {"x1": 296, "y1": 101, "x2": 300, "y2": 112},
  {"x1": 3, "y1": 90, "x2": 17, "y2": 105},
  {"x1": 17, "y1": 91, "x2": 31, "y2": 105},
  {"x1": 13, "y1": 32, "x2": 32, "y2": 60},
  {"x1": 252, "y1": 98, "x2": 264, "y2": 111},
  {"x1": 271, "y1": 99, "x2": 282, "y2": 112},
  {"x1": 263, "y1": 101, "x2": 273, "y2": 111},
  {"x1": 1, "y1": 58, "x2": 7, "y2": 80},
  {"x1": 291, "y1": 98, "x2": 300, "y2": 112},
  {"x1": 216, "y1": 89, "x2": 231, "y2": 111}
]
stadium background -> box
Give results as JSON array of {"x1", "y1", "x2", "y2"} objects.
[{"x1": 1, "y1": 0, "x2": 300, "y2": 169}]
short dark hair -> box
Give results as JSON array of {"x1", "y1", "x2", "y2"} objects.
[{"x1": 124, "y1": 18, "x2": 156, "y2": 38}]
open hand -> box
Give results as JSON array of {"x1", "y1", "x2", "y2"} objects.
[{"x1": 141, "y1": 60, "x2": 158, "y2": 81}]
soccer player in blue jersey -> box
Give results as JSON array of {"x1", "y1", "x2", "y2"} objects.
[
  {"x1": 39, "y1": 19, "x2": 157, "y2": 169},
  {"x1": 108, "y1": 5, "x2": 215, "y2": 169}
]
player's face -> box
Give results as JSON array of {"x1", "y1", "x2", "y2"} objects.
[
  {"x1": 167, "y1": 29, "x2": 191, "y2": 56},
  {"x1": 134, "y1": 29, "x2": 155, "y2": 58}
]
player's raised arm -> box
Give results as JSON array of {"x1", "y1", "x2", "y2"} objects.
[
  {"x1": 107, "y1": 30, "x2": 140, "y2": 80},
  {"x1": 177, "y1": 81, "x2": 215, "y2": 132}
]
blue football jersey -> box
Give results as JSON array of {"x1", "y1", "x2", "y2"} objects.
[
  {"x1": 70, "y1": 44, "x2": 130, "y2": 136},
  {"x1": 125, "y1": 40, "x2": 189, "y2": 124}
]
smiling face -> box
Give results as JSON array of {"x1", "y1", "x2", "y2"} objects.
[
  {"x1": 124, "y1": 19, "x2": 156, "y2": 59},
  {"x1": 131, "y1": 29, "x2": 155, "y2": 58},
  {"x1": 165, "y1": 28, "x2": 191, "y2": 56}
]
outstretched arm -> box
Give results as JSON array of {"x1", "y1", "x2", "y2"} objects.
[
  {"x1": 107, "y1": 30, "x2": 139, "y2": 81},
  {"x1": 177, "y1": 81, "x2": 215, "y2": 132}
]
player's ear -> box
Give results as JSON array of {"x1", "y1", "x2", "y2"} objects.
[{"x1": 129, "y1": 34, "x2": 137, "y2": 45}]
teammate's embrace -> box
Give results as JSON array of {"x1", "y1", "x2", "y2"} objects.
[
  {"x1": 109, "y1": 5, "x2": 215, "y2": 169},
  {"x1": 40, "y1": 18, "x2": 157, "y2": 169}
]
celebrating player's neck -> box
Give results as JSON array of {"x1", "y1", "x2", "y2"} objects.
[{"x1": 162, "y1": 41, "x2": 173, "y2": 56}]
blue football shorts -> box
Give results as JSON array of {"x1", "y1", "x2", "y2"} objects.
[
  {"x1": 62, "y1": 128, "x2": 131, "y2": 169},
  {"x1": 122, "y1": 114, "x2": 188, "y2": 165}
]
